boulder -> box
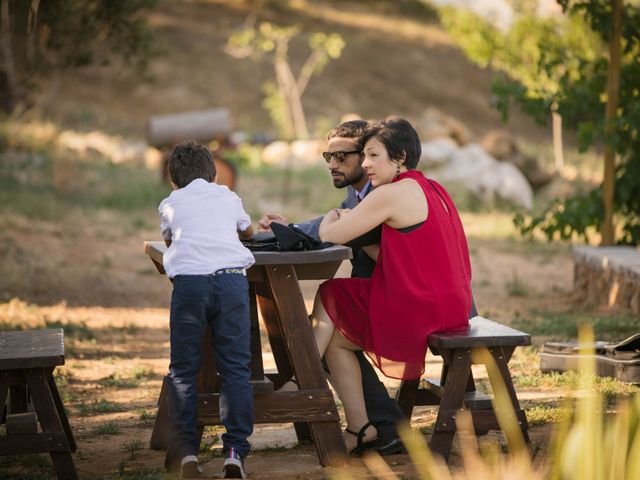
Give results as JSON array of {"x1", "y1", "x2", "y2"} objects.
[
  {"x1": 261, "y1": 139, "x2": 325, "y2": 168},
  {"x1": 480, "y1": 129, "x2": 553, "y2": 190},
  {"x1": 429, "y1": 143, "x2": 533, "y2": 209},
  {"x1": 414, "y1": 107, "x2": 472, "y2": 145},
  {"x1": 290, "y1": 139, "x2": 325, "y2": 167},
  {"x1": 420, "y1": 138, "x2": 458, "y2": 167},
  {"x1": 261, "y1": 141, "x2": 293, "y2": 166}
]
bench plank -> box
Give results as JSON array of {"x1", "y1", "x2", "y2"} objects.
[
  {"x1": 429, "y1": 316, "x2": 531, "y2": 350},
  {"x1": 0, "y1": 329, "x2": 65, "y2": 370}
]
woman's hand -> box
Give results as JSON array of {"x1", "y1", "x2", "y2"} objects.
[
  {"x1": 322, "y1": 207, "x2": 350, "y2": 225},
  {"x1": 319, "y1": 187, "x2": 393, "y2": 244}
]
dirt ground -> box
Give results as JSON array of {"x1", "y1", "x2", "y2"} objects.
[{"x1": 0, "y1": 209, "x2": 573, "y2": 479}]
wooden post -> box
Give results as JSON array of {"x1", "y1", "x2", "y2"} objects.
[{"x1": 601, "y1": 0, "x2": 623, "y2": 245}]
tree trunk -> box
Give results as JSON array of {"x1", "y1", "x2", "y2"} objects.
[
  {"x1": 551, "y1": 109, "x2": 564, "y2": 171},
  {"x1": 601, "y1": 0, "x2": 623, "y2": 246},
  {"x1": 0, "y1": 0, "x2": 21, "y2": 111}
]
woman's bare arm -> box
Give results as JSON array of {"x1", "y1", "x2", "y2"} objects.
[{"x1": 319, "y1": 186, "x2": 394, "y2": 244}]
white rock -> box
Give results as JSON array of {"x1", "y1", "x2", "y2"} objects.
[
  {"x1": 290, "y1": 139, "x2": 325, "y2": 167},
  {"x1": 429, "y1": 143, "x2": 533, "y2": 208},
  {"x1": 261, "y1": 141, "x2": 292, "y2": 166},
  {"x1": 420, "y1": 138, "x2": 458, "y2": 166}
]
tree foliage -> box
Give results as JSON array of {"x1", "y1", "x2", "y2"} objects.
[
  {"x1": 227, "y1": 22, "x2": 344, "y2": 140},
  {"x1": 441, "y1": 1, "x2": 640, "y2": 245},
  {"x1": 0, "y1": 0, "x2": 158, "y2": 112}
]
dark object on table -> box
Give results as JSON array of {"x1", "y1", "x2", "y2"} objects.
[{"x1": 242, "y1": 224, "x2": 332, "y2": 252}]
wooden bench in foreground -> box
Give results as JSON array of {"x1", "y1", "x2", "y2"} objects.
[
  {"x1": 0, "y1": 329, "x2": 77, "y2": 479},
  {"x1": 396, "y1": 316, "x2": 531, "y2": 460}
]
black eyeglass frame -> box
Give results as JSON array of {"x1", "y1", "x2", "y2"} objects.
[{"x1": 322, "y1": 150, "x2": 363, "y2": 163}]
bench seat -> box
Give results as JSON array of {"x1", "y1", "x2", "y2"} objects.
[
  {"x1": 396, "y1": 316, "x2": 531, "y2": 460},
  {"x1": 0, "y1": 329, "x2": 77, "y2": 479}
]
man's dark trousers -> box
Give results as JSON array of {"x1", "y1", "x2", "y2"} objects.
[{"x1": 167, "y1": 273, "x2": 253, "y2": 461}]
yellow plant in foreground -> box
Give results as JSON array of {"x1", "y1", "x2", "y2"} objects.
[{"x1": 334, "y1": 326, "x2": 640, "y2": 479}]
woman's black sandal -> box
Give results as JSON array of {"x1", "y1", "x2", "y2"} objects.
[{"x1": 345, "y1": 422, "x2": 377, "y2": 456}]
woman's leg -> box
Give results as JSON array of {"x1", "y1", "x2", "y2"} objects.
[
  {"x1": 325, "y1": 330, "x2": 377, "y2": 451},
  {"x1": 311, "y1": 289, "x2": 336, "y2": 358},
  {"x1": 311, "y1": 291, "x2": 377, "y2": 448}
]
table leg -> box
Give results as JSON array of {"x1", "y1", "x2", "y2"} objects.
[
  {"x1": 150, "y1": 376, "x2": 170, "y2": 451},
  {"x1": 47, "y1": 374, "x2": 77, "y2": 452},
  {"x1": 0, "y1": 372, "x2": 9, "y2": 425},
  {"x1": 256, "y1": 282, "x2": 311, "y2": 443},
  {"x1": 25, "y1": 368, "x2": 77, "y2": 480},
  {"x1": 265, "y1": 264, "x2": 346, "y2": 467}
]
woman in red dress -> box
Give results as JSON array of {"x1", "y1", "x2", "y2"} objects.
[{"x1": 312, "y1": 118, "x2": 472, "y2": 453}]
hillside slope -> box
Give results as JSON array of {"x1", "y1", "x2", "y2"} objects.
[{"x1": 34, "y1": 0, "x2": 549, "y2": 143}]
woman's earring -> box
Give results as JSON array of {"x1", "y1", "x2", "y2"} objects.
[{"x1": 395, "y1": 163, "x2": 401, "y2": 179}]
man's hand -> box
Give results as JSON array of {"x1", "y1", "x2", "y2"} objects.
[
  {"x1": 257, "y1": 213, "x2": 290, "y2": 232},
  {"x1": 238, "y1": 224, "x2": 254, "y2": 240}
]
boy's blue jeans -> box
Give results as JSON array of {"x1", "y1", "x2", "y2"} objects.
[{"x1": 167, "y1": 272, "x2": 253, "y2": 460}]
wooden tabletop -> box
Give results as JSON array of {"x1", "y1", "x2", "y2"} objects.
[
  {"x1": 0, "y1": 328, "x2": 65, "y2": 369},
  {"x1": 144, "y1": 241, "x2": 352, "y2": 269}
]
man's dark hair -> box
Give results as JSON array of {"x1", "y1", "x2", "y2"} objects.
[
  {"x1": 327, "y1": 120, "x2": 369, "y2": 141},
  {"x1": 168, "y1": 140, "x2": 217, "y2": 188},
  {"x1": 361, "y1": 117, "x2": 422, "y2": 169}
]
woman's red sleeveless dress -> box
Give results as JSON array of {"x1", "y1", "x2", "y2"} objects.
[{"x1": 319, "y1": 170, "x2": 472, "y2": 379}]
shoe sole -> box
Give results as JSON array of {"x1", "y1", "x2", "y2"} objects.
[
  {"x1": 375, "y1": 440, "x2": 407, "y2": 456},
  {"x1": 181, "y1": 461, "x2": 202, "y2": 479},
  {"x1": 223, "y1": 464, "x2": 245, "y2": 478}
]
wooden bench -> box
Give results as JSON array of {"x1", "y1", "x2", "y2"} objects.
[
  {"x1": 0, "y1": 329, "x2": 77, "y2": 479},
  {"x1": 396, "y1": 316, "x2": 531, "y2": 460}
]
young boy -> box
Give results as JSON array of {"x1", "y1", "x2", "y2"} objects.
[{"x1": 158, "y1": 140, "x2": 254, "y2": 479}]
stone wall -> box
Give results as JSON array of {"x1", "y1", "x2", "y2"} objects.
[{"x1": 573, "y1": 246, "x2": 640, "y2": 315}]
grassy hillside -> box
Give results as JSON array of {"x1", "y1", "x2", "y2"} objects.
[{"x1": 32, "y1": 0, "x2": 549, "y2": 143}]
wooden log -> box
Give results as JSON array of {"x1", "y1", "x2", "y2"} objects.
[{"x1": 148, "y1": 109, "x2": 231, "y2": 147}]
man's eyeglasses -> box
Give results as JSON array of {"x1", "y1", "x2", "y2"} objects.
[{"x1": 322, "y1": 150, "x2": 362, "y2": 164}]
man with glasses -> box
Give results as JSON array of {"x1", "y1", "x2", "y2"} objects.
[{"x1": 257, "y1": 120, "x2": 405, "y2": 455}]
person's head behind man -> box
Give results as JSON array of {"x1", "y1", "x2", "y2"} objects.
[
  {"x1": 168, "y1": 140, "x2": 217, "y2": 189},
  {"x1": 324, "y1": 120, "x2": 368, "y2": 190}
]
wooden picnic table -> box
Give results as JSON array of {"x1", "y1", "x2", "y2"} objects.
[{"x1": 144, "y1": 241, "x2": 351, "y2": 467}]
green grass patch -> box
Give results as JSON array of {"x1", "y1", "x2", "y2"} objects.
[
  {"x1": 138, "y1": 409, "x2": 156, "y2": 422},
  {"x1": 514, "y1": 371, "x2": 639, "y2": 402},
  {"x1": 122, "y1": 439, "x2": 144, "y2": 460},
  {"x1": 131, "y1": 365, "x2": 155, "y2": 379},
  {"x1": 43, "y1": 319, "x2": 95, "y2": 341},
  {"x1": 505, "y1": 270, "x2": 529, "y2": 297},
  {"x1": 92, "y1": 466, "x2": 168, "y2": 480},
  {"x1": 95, "y1": 422, "x2": 121, "y2": 435},
  {"x1": 98, "y1": 373, "x2": 141, "y2": 389},
  {"x1": 77, "y1": 399, "x2": 126, "y2": 415},
  {"x1": 0, "y1": 454, "x2": 56, "y2": 479},
  {"x1": 513, "y1": 310, "x2": 640, "y2": 341}
]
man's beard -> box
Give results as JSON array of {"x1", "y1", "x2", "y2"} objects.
[{"x1": 332, "y1": 168, "x2": 366, "y2": 188}]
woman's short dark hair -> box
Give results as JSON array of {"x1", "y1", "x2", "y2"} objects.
[
  {"x1": 168, "y1": 140, "x2": 217, "y2": 188},
  {"x1": 361, "y1": 117, "x2": 422, "y2": 169}
]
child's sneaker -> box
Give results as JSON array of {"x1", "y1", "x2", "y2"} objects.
[
  {"x1": 180, "y1": 455, "x2": 203, "y2": 479},
  {"x1": 222, "y1": 448, "x2": 246, "y2": 479}
]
